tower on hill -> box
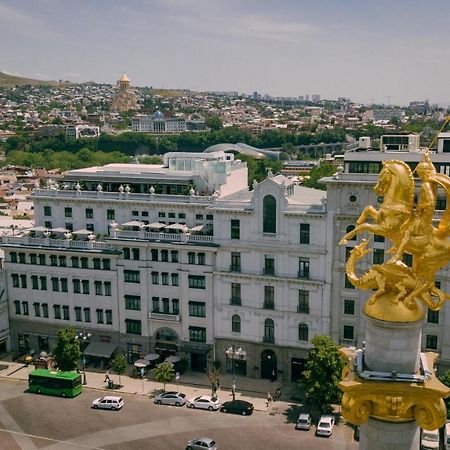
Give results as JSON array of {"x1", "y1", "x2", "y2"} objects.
[{"x1": 112, "y1": 73, "x2": 139, "y2": 112}]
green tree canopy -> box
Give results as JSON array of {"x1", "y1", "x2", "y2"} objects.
[
  {"x1": 303, "y1": 163, "x2": 338, "y2": 190},
  {"x1": 300, "y1": 335, "x2": 345, "y2": 413},
  {"x1": 151, "y1": 361, "x2": 175, "y2": 391},
  {"x1": 110, "y1": 354, "x2": 127, "y2": 386},
  {"x1": 52, "y1": 327, "x2": 81, "y2": 372},
  {"x1": 139, "y1": 155, "x2": 164, "y2": 164},
  {"x1": 205, "y1": 116, "x2": 223, "y2": 131}
]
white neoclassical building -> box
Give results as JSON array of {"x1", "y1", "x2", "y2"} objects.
[
  {"x1": 0, "y1": 150, "x2": 331, "y2": 380},
  {"x1": 211, "y1": 174, "x2": 331, "y2": 381}
]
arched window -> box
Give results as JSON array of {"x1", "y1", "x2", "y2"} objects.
[
  {"x1": 232, "y1": 314, "x2": 241, "y2": 333},
  {"x1": 263, "y1": 195, "x2": 277, "y2": 233},
  {"x1": 346, "y1": 224, "x2": 357, "y2": 241},
  {"x1": 264, "y1": 318, "x2": 275, "y2": 343},
  {"x1": 298, "y1": 323, "x2": 309, "y2": 341}
]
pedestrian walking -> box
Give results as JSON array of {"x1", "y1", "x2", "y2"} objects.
[
  {"x1": 271, "y1": 369, "x2": 276, "y2": 382},
  {"x1": 266, "y1": 392, "x2": 272, "y2": 408},
  {"x1": 104, "y1": 370, "x2": 111, "y2": 383},
  {"x1": 275, "y1": 387, "x2": 281, "y2": 401}
]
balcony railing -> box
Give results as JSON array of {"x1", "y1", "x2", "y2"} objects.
[
  {"x1": 263, "y1": 336, "x2": 275, "y2": 344},
  {"x1": 2, "y1": 235, "x2": 112, "y2": 251},
  {"x1": 297, "y1": 270, "x2": 310, "y2": 279},
  {"x1": 297, "y1": 305, "x2": 310, "y2": 314},
  {"x1": 114, "y1": 229, "x2": 213, "y2": 244},
  {"x1": 263, "y1": 301, "x2": 275, "y2": 310},
  {"x1": 263, "y1": 267, "x2": 275, "y2": 276},
  {"x1": 229, "y1": 265, "x2": 241, "y2": 273},
  {"x1": 33, "y1": 189, "x2": 214, "y2": 204},
  {"x1": 230, "y1": 297, "x2": 241, "y2": 306},
  {"x1": 149, "y1": 312, "x2": 181, "y2": 322}
]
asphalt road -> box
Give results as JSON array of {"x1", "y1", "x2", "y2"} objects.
[{"x1": 0, "y1": 378, "x2": 358, "y2": 450}]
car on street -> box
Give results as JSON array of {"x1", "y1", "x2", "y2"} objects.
[
  {"x1": 295, "y1": 413, "x2": 312, "y2": 430},
  {"x1": 316, "y1": 415, "x2": 335, "y2": 437},
  {"x1": 153, "y1": 391, "x2": 186, "y2": 407},
  {"x1": 91, "y1": 396, "x2": 124, "y2": 411},
  {"x1": 186, "y1": 395, "x2": 221, "y2": 411},
  {"x1": 421, "y1": 428, "x2": 439, "y2": 449},
  {"x1": 185, "y1": 437, "x2": 218, "y2": 450},
  {"x1": 220, "y1": 400, "x2": 254, "y2": 416}
]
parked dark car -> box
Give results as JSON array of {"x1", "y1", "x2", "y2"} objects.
[{"x1": 220, "y1": 400, "x2": 254, "y2": 416}]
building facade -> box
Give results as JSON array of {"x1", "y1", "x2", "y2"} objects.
[{"x1": 0, "y1": 150, "x2": 331, "y2": 381}]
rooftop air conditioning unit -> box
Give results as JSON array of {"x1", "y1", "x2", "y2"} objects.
[{"x1": 359, "y1": 137, "x2": 371, "y2": 149}]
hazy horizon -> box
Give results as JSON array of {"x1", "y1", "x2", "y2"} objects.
[{"x1": 2, "y1": 0, "x2": 450, "y2": 107}]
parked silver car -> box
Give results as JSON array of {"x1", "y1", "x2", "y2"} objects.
[
  {"x1": 186, "y1": 437, "x2": 218, "y2": 450},
  {"x1": 295, "y1": 413, "x2": 312, "y2": 430},
  {"x1": 154, "y1": 391, "x2": 186, "y2": 407}
]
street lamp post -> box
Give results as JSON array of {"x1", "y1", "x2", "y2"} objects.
[
  {"x1": 226, "y1": 343, "x2": 243, "y2": 402},
  {"x1": 75, "y1": 331, "x2": 91, "y2": 385}
]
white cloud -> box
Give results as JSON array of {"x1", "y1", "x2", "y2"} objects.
[
  {"x1": 0, "y1": 3, "x2": 54, "y2": 39},
  {"x1": 0, "y1": 3, "x2": 40, "y2": 27}
]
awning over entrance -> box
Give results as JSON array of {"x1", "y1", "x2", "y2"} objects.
[
  {"x1": 84, "y1": 341, "x2": 117, "y2": 358},
  {"x1": 180, "y1": 341, "x2": 211, "y2": 354},
  {"x1": 154, "y1": 342, "x2": 178, "y2": 352}
]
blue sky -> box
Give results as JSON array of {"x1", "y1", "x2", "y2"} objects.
[{"x1": 1, "y1": 0, "x2": 450, "y2": 105}]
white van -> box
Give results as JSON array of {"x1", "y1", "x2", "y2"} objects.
[
  {"x1": 421, "y1": 428, "x2": 439, "y2": 450},
  {"x1": 445, "y1": 422, "x2": 450, "y2": 450}
]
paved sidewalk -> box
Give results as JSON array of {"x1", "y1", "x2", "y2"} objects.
[{"x1": 0, "y1": 361, "x2": 300, "y2": 414}]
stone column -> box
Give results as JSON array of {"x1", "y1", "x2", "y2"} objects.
[
  {"x1": 359, "y1": 315, "x2": 423, "y2": 450},
  {"x1": 364, "y1": 317, "x2": 422, "y2": 374},
  {"x1": 360, "y1": 419, "x2": 420, "y2": 450}
]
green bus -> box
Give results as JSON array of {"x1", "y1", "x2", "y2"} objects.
[{"x1": 28, "y1": 369, "x2": 82, "y2": 398}]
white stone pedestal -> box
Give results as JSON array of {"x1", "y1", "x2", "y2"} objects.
[
  {"x1": 364, "y1": 316, "x2": 422, "y2": 374},
  {"x1": 360, "y1": 418, "x2": 420, "y2": 450},
  {"x1": 360, "y1": 315, "x2": 423, "y2": 450}
]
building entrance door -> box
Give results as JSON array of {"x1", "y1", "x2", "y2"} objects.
[
  {"x1": 260, "y1": 349, "x2": 277, "y2": 380},
  {"x1": 191, "y1": 353, "x2": 207, "y2": 372},
  {"x1": 291, "y1": 357, "x2": 306, "y2": 382}
]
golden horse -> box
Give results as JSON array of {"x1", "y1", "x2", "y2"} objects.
[
  {"x1": 340, "y1": 158, "x2": 450, "y2": 298},
  {"x1": 340, "y1": 160, "x2": 415, "y2": 247}
]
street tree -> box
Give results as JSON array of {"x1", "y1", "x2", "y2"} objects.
[
  {"x1": 52, "y1": 327, "x2": 81, "y2": 372},
  {"x1": 110, "y1": 354, "x2": 127, "y2": 387},
  {"x1": 207, "y1": 366, "x2": 220, "y2": 397},
  {"x1": 300, "y1": 335, "x2": 345, "y2": 413},
  {"x1": 151, "y1": 361, "x2": 175, "y2": 391},
  {"x1": 439, "y1": 370, "x2": 450, "y2": 418}
]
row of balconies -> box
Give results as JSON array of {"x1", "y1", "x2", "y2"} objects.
[
  {"x1": 149, "y1": 311, "x2": 181, "y2": 322},
  {"x1": 148, "y1": 302, "x2": 310, "y2": 323},
  {"x1": 229, "y1": 265, "x2": 310, "y2": 280},
  {"x1": 230, "y1": 297, "x2": 310, "y2": 314}
]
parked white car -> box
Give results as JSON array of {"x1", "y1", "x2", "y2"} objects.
[
  {"x1": 316, "y1": 415, "x2": 335, "y2": 437},
  {"x1": 421, "y1": 428, "x2": 439, "y2": 450},
  {"x1": 186, "y1": 395, "x2": 221, "y2": 411},
  {"x1": 91, "y1": 396, "x2": 124, "y2": 411}
]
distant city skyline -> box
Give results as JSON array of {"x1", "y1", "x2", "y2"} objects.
[{"x1": 1, "y1": 0, "x2": 450, "y2": 106}]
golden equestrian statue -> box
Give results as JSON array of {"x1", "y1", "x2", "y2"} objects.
[{"x1": 340, "y1": 152, "x2": 450, "y2": 322}]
